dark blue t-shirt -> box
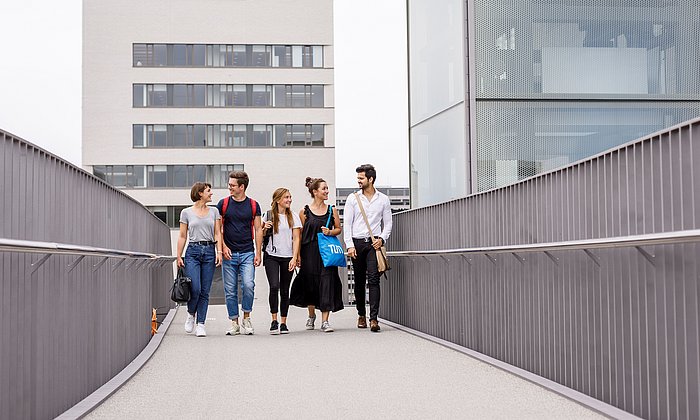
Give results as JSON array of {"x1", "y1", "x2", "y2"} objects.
[{"x1": 216, "y1": 196, "x2": 261, "y2": 252}]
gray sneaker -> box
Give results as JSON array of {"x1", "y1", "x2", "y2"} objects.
[
  {"x1": 305, "y1": 316, "x2": 316, "y2": 330},
  {"x1": 226, "y1": 320, "x2": 240, "y2": 336},
  {"x1": 320, "y1": 321, "x2": 334, "y2": 333},
  {"x1": 242, "y1": 317, "x2": 255, "y2": 335}
]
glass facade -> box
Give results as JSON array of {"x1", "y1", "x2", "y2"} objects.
[
  {"x1": 408, "y1": 0, "x2": 700, "y2": 206},
  {"x1": 132, "y1": 124, "x2": 324, "y2": 148},
  {"x1": 474, "y1": 0, "x2": 700, "y2": 192},
  {"x1": 133, "y1": 44, "x2": 323, "y2": 68},
  {"x1": 93, "y1": 164, "x2": 244, "y2": 189},
  {"x1": 408, "y1": 0, "x2": 467, "y2": 207}
]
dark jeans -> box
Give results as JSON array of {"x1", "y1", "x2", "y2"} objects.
[
  {"x1": 352, "y1": 238, "x2": 381, "y2": 320},
  {"x1": 184, "y1": 243, "x2": 216, "y2": 324},
  {"x1": 264, "y1": 254, "x2": 293, "y2": 317}
]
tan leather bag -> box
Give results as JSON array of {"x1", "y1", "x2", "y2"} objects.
[{"x1": 354, "y1": 193, "x2": 390, "y2": 274}]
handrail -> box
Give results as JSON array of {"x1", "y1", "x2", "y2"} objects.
[
  {"x1": 0, "y1": 237, "x2": 176, "y2": 261},
  {"x1": 387, "y1": 229, "x2": 700, "y2": 257}
]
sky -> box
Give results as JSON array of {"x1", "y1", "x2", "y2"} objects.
[{"x1": 0, "y1": 1, "x2": 408, "y2": 188}]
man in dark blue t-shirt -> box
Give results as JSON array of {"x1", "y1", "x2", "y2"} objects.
[{"x1": 216, "y1": 171, "x2": 262, "y2": 335}]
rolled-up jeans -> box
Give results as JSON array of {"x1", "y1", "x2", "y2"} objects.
[
  {"x1": 222, "y1": 251, "x2": 256, "y2": 320},
  {"x1": 184, "y1": 243, "x2": 216, "y2": 324}
]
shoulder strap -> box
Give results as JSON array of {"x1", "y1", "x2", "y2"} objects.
[
  {"x1": 354, "y1": 193, "x2": 375, "y2": 241},
  {"x1": 266, "y1": 210, "x2": 274, "y2": 244},
  {"x1": 325, "y1": 205, "x2": 333, "y2": 229},
  {"x1": 222, "y1": 196, "x2": 230, "y2": 217},
  {"x1": 249, "y1": 199, "x2": 257, "y2": 240}
]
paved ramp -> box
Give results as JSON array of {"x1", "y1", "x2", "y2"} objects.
[{"x1": 87, "y1": 283, "x2": 604, "y2": 419}]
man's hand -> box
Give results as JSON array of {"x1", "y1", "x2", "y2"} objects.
[
  {"x1": 254, "y1": 252, "x2": 262, "y2": 267},
  {"x1": 177, "y1": 257, "x2": 184, "y2": 268},
  {"x1": 372, "y1": 238, "x2": 383, "y2": 250},
  {"x1": 215, "y1": 253, "x2": 222, "y2": 267},
  {"x1": 222, "y1": 246, "x2": 232, "y2": 260},
  {"x1": 347, "y1": 247, "x2": 357, "y2": 259}
]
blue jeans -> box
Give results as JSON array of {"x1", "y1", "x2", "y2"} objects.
[
  {"x1": 184, "y1": 243, "x2": 216, "y2": 324},
  {"x1": 222, "y1": 251, "x2": 256, "y2": 319}
]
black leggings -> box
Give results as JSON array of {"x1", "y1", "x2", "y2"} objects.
[{"x1": 264, "y1": 255, "x2": 293, "y2": 317}]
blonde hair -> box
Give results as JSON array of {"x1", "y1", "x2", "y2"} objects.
[{"x1": 270, "y1": 188, "x2": 294, "y2": 234}]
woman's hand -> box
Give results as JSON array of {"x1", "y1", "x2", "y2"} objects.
[
  {"x1": 215, "y1": 252, "x2": 222, "y2": 267},
  {"x1": 288, "y1": 257, "x2": 297, "y2": 272},
  {"x1": 263, "y1": 220, "x2": 273, "y2": 230},
  {"x1": 177, "y1": 257, "x2": 184, "y2": 268},
  {"x1": 321, "y1": 226, "x2": 331, "y2": 236}
]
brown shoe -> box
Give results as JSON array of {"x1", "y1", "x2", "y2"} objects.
[
  {"x1": 357, "y1": 316, "x2": 367, "y2": 329},
  {"x1": 370, "y1": 319, "x2": 380, "y2": 332}
]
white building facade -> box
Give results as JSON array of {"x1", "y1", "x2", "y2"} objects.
[{"x1": 83, "y1": 0, "x2": 336, "y2": 248}]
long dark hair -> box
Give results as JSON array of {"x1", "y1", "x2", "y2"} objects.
[{"x1": 305, "y1": 176, "x2": 326, "y2": 198}]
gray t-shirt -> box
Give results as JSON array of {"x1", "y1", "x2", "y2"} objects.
[{"x1": 179, "y1": 206, "x2": 221, "y2": 242}]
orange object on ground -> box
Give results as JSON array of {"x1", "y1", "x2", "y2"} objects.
[{"x1": 151, "y1": 308, "x2": 158, "y2": 336}]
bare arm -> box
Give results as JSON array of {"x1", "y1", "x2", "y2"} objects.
[
  {"x1": 214, "y1": 219, "x2": 222, "y2": 267},
  {"x1": 253, "y1": 215, "x2": 263, "y2": 267},
  {"x1": 289, "y1": 227, "x2": 301, "y2": 271},
  {"x1": 176, "y1": 222, "x2": 187, "y2": 268}
]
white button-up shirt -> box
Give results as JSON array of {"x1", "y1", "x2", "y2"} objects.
[{"x1": 343, "y1": 190, "x2": 393, "y2": 249}]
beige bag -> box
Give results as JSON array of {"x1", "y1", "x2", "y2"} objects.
[{"x1": 354, "y1": 193, "x2": 391, "y2": 274}]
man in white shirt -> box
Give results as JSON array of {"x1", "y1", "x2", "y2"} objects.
[{"x1": 344, "y1": 164, "x2": 393, "y2": 332}]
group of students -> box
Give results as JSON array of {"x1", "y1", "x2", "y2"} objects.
[{"x1": 176, "y1": 164, "x2": 393, "y2": 337}]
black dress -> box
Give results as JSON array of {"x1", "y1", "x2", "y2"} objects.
[{"x1": 290, "y1": 205, "x2": 344, "y2": 312}]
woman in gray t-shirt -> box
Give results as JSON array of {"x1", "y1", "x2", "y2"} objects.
[{"x1": 176, "y1": 182, "x2": 223, "y2": 337}]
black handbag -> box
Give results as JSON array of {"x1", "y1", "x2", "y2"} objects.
[{"x1": 170, "y1": 268, "x2": 192, "y2": 303}]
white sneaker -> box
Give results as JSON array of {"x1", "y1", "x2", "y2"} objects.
[
  {"x1": 184, "y1": 314, "x2": 195, "y2": 333},
  {"x1": 320, "y1": 321, "x2": 334, "y2": 333},
  {"x1": 226, "y1": 320, "x2": 240, "y2": 336},
  {"x1": 195, "y1": 323, "x2": 206, "y2": 337},
  {"x1": 242, "y1": 317, "x2": 255, "y2": 335},
  {"x1": 305, "y1": 316, "x2": 316, "y2": 330}
]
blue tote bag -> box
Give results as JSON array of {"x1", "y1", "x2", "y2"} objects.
[{"x1": 317, "y1": 205, "x2": 347, "y2": 267}]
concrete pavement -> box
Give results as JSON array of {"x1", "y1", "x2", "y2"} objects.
[{"x1": 87, "y1": 280, "x2": 604, "y2": 419}]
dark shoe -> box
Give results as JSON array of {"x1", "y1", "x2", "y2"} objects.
[
  {"x1": 280, "y1": 323, "x2": 289, "y2": 334},
  {"x1": 357, "y1": 316, "x2": 367, "y2": 329},
  {"x1": 270, "y1": 320, "x2": 280, "y2": 335},
  {"x1": 370, "y1": 319, "x2": 380, "y2": 332}
]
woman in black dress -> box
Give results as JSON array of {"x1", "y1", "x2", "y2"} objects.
[{"x1": 290, "y1": 177, "x2": 344, "y2": 332}]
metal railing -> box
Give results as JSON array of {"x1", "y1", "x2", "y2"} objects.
[
  {"x1": 0, "y1": 129, "x2": 174, "y2": 420},
  {"x1": 388, "y1": 229, "x2": 700, "y2": 257},
  {"x1": 384, "y1": 117, "x2": 700, "y2": 420}
]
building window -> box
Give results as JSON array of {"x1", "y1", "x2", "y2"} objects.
[
  {"x1": 134, "y1": 43, "x2": 323, "y2": 68},
  {"x1": 94, "y1": 164, "x2": 244, "y2": 189},
  {"x1": 133, "y1": 124, "x2": 325, "y2": 148},
  {"x1": 92, "y1": 165, "x2": 146, "y2": 188},
  {"x1": 133, "y1": 84, "x2": 324, "y2": 108}
]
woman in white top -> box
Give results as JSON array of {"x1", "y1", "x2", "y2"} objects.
[
  {"x1": 262, "y1": 187, "x2": 302, "y2": 334},
  {"x1": 176, "y1": 182, "x2": 223, "y2": 337}
]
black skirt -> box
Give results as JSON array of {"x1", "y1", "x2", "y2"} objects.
[{"x1": 289, "y1": 206, "x2": 344, "y2": 312}]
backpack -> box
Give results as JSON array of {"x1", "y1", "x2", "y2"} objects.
[
  {"x1": 262, "y1": 210, "x2": 274, "y2": 253},
  {"x1": 221, "y1": 196, "x2": 258, "y2": 240}
]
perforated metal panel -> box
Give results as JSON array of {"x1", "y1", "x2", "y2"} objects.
[
  {"x1": 476, "y1": 101, "x2": 700, "y2": 190},
  {"x1": 471, "y1": 0, "x2": 700, "y2": 192},
  {"x1": 474, "y1": 0, "x2": 700, "y2": 98}
]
